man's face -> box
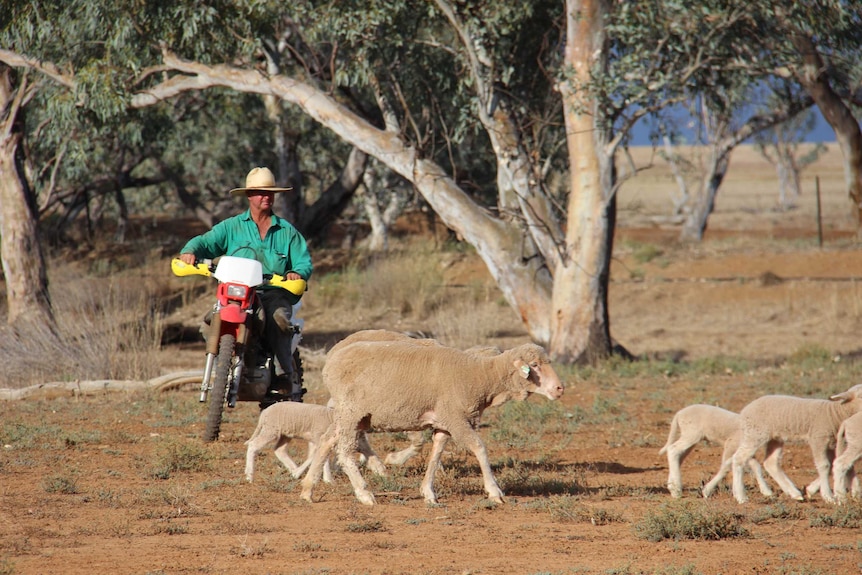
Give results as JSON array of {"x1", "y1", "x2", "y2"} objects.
[{"x1": 246, "y1": 190, "x2": 275, "y2": 210}]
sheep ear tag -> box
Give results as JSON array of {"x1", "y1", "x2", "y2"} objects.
[{"x1": 520, "y1": 364, "x2": 531, "y2": 378}]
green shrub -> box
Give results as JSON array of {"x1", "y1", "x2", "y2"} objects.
[
  {"x1": 635, "y1": 501, "x2": 749, "y2": 542},
  {"x1": 148, "y1": 439, "x2": 212, "y2": 479}
]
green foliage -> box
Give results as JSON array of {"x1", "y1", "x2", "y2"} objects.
[
  {"x1": 148, "y1": 438, "x2": 212, "y2": 479},
  {"x1": 530, "y1": 495, "x2": 624, "y2": 525},
  {"x1": 635, "y1": 500, "x2": 749, "y2": 542},
  {"x1": 808, "y1": 500, "x2": 862, "y2": 529},
  {"x1": 42, "y1": 473, "x2": 80, "y2": 494},
  {"x1": 345, "y1": 520, "x2": 385, "y2": 533}
]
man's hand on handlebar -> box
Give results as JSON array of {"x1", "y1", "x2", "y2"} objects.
[{"x1": 179, "y1": 253, "x2": 196, "y2": 265}]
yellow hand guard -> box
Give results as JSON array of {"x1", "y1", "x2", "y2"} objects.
[
  {"x1": 269, "y1": 274, "x2": 308, "y2": 296},
  {"x1": 171, "y1": 258, "x2": 211, "y2": 277}
]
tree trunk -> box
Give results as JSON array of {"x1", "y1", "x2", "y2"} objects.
[
  {"x1": 0, "y1": 64, "x2": 54, "y2": 328},
  {"x1": 299, "y1": 146, "x2": 367, "y2": 241},
  {"x1": 552, "y1": 0, "x2": 614, "y2": 363},
  {"x1": 358, "y1": 164, "x2": 390, "y2": 252},
  {"x1": 788, "y1": 32, "x2": 862, "y2": 233},
  {"x1": 680, "y1": 149, "x2": 730, "y2": 242}
]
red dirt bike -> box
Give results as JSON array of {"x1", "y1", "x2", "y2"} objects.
[{"x1": 171, "y1": 256, "x2": 307, "y2": 442}]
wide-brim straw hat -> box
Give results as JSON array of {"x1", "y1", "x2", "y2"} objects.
[{"x1": 229, "y1": 167, "x2": 292, "y2": 195}]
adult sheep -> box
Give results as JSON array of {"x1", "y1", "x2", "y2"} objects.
[
  {"x1": 300, "y1": 336, "x2": 564, "y2": 505},
  {"x1": 730, "y1": 383, "x2": 862, "y2": 504},
  {"x1": 324, "y1": 329, "x2": 502, "y2": 467}
]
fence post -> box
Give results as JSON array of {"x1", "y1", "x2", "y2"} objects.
[{"x1": 815, "y1": 175, "x2": 823, "y2": 248}]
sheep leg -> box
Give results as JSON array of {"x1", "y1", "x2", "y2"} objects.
[
  {"x1": 449, "y1": 421, "x2": 505, "y2": 503},
  {"x1": 385, "y1": 431, "x2": 426, "y2": 466},
  {"x1": 292, "y1": 441, "x2": 333, "y2": 483},
  {"x1": 761, "y1": 440, "x2": 804, "y2": 501},
  {"x1": 747, "y1": 458, "x2": 773, "y2": 497},
  {"x1": 272, "y1": 438, "x2": 302, "y2": 477},
  {"x1": 831, "y1": 445, "x2": 860, "y2": 503},
  {"x1": 731, "y1": 437, "x2": 765, "y2": 504},
  {"x1": 244, "y1": 430, "x2": 276, "y2": 482},
  {"x1": 300, "y1": 426, "x2": 338, "y2": 502},
  {"x1": 357, "y1": 432, "x2": 388, "y2": 477},
  {"x1": 335, "y1": 428, "x2": 376, "y2": 506},
  {"x1": 810, "y1": 441, "x2": 836, "y2": 503},
  {"x1": 664, "y1": 441, "x2": 696, "y2": 498},
  {"x1": 420, "y1": 430, "x2": 450, "y2": 504},
  {"x1": 851, "y1": 469, "x2": 860, "y2": 498},
  {"x1": 702, "y1": 457, "x2": 732, "y2": 499}
]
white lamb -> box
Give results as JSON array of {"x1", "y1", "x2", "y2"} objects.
[
  {"x1": 832, "y1": 410, "x2": 862, "y2": 502},
  {"x1": 659, "y1": 404, "x2": 772, "y2": 499},
  {"x1": 244, "y1": 402, "x2": 385, "y2": 484},
  {"x1": 730, "y1": 383, "x2": 862, "y2": 504},
  {"x1": 301, "y1": 334, "x2": 564, "y2": 505}
]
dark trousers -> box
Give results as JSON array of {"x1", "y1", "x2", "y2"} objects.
[{"x1": 256, "y1": 288, "x2": 295, "y2": 378}]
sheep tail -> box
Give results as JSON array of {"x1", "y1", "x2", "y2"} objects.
[
  {"x1": 658, "y1": 413, "x2": 680, "y2": 455},
  {"x1": 836, "y1": 422, "x2": 848, "y2": 455}
]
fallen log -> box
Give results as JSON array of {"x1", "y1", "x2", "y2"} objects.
[{"x1": 0, "y1": 370, "x2": 204, "y2": 400}]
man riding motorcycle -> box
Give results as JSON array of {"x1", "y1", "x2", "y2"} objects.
[{"x1": 178, "y1": 166, "x2": 312, "y2": 404}]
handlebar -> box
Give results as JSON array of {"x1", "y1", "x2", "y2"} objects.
[{"x1": 170, "y1": 258, "x2": 307, "y2": 296}]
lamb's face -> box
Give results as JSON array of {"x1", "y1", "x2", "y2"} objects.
[{"x1": 514, "y1": 347, "x2": 564, "y2": 400}]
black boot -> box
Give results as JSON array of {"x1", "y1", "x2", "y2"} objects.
[{"x1": 289, "y1": 371, "x2": 306, "y2": 402}]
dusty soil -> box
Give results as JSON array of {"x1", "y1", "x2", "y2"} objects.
[{"x1": 3, "y1": 145, "x2": 862, "y2": 575}]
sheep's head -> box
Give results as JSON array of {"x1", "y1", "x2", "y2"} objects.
[
  {"x1": 830, "y1": 383, "x2": 862, "y2": 404},
  {"x1": 511, "y1": 344, "x2": 564, "y2": 401}
]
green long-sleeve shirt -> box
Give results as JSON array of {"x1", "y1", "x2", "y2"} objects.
[{"x1": 181, "y1": 210, "x2": 313, "y2": 292}]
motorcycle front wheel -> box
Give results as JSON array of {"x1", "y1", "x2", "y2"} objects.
[{"x1": 203, "y1": 333, "x2": 235, "y2": 442}]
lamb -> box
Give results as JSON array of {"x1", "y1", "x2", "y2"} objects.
[
  {"x1": 244, "y1": 402, "x2": 386, "y2": 484},
  {"x1": 659, "y1": 404, "x2": 772, "y2": 499},
  {"x1": 300, "y1": 335, "x2": 564, "y2": 505},
  {"x1": 729, "y1": 383, "x2": 862, "y2": 504},
  {"x1": 832, "y1": 410, "x2": 862, "y2": 502}
]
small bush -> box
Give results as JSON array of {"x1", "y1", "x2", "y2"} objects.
[
  {"x1": 346, "y1": 520, "x2": 385, "y2": 533},
  {"x1": 635, "y1": 501, "x2": 749, "y2": 542},
  {"x1": 148, "y1": 439, "x2": 212, "y2": 479},
  {"x1": 42, "y1": 473, "x2": 80, "y2": 494},
  {"x1": 808, "y1": 500, "x2": 862, "y2": 528}
]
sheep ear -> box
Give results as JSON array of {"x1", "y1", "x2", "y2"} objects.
[
  {"x1": 830, "y1": 391, "x2": 851, "y2": 403},
  {"x1": 514, "y1": 360, "x2": 531, "y2": 379}
]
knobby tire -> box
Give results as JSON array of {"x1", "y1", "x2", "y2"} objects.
[{"x1": 204, "y1": 333, "x2": 235, "y2": 442}]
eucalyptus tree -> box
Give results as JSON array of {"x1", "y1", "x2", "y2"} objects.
[
  {"x1": 8, "y1": 1, "x2": 850, "y2": 362},
  {"x1": 0, "y1": 62, "x2": 54, "y2": 327},
  {"x1": 131, "y1": 0, "x2": 774, "y2": 362},
  {"x1": 0, "y1": 0, "x2": 363, "y2": 327},
  {"x1": 772, "y1": 3, "x2": 862, "y2": 231}
]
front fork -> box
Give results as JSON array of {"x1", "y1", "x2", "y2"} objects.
[{"x1": 199, "y1": 312, "x2": 247, "y2": 405}]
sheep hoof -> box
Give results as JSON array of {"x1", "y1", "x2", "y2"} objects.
[
  {"x1": 356, "y1": 491, "x2": 376, "y2": 506},
  {"x1": 489, "y1": 495, "x2": 504, "y2": 504},
  {"x1": 300, "y1": 489, "x2": 314, "y2": 502}
]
